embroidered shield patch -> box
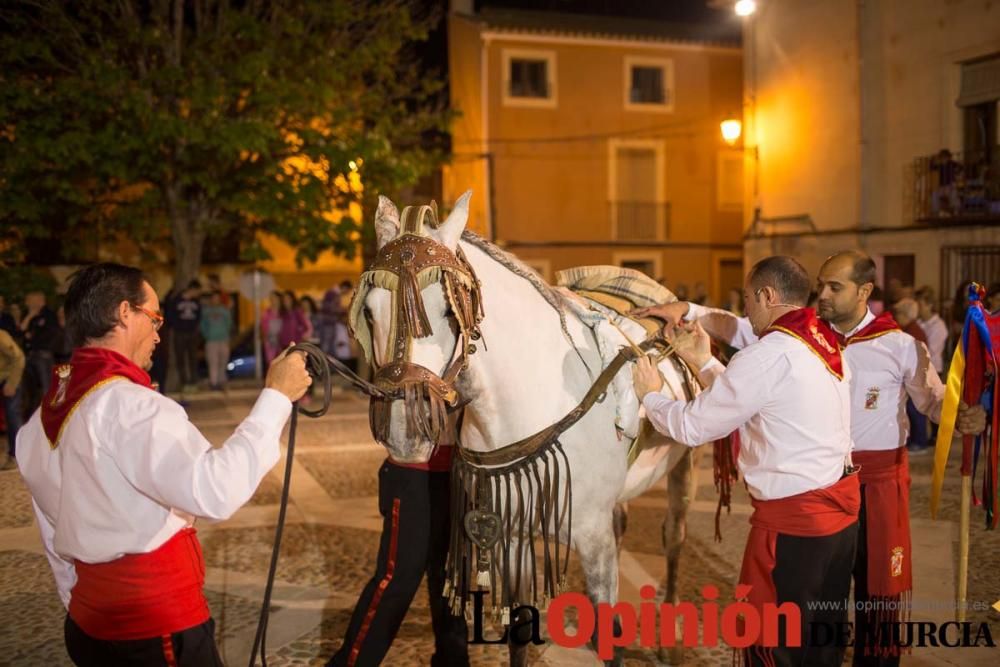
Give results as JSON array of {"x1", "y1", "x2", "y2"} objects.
[
  {"x1": 891, "y1": 546, "x2": 904, "y2": 577},
  {"x1": 865, "y1": 386, "x2": 880, "y2": 410},
  {"x1": 51, "y1": 365, "x2": 72, "y2": 407}
]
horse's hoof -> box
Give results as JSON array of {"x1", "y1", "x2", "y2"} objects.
[{"x1": 657, "y1": 645, "x2": 684, "y2": 665}]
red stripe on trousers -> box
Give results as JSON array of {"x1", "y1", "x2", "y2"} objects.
[
  {"x1": 348, "y1": 497, "x2": 401, "y2": 667},
  {"x1": 161, "y1": 635, "x2": 178, "y2": 667}
]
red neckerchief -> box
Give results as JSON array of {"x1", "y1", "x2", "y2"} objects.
[
  {"x1": 41, "y1": 347, "x2": 152, "y2": 447},
  {"x1": 839, "y1": 311, "x2": 901, "y2": 347},
  {"x1": 762, "y1": 307, "x2": 844, "y2": 379}
]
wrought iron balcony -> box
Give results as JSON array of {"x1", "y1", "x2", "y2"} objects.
[{"x1": 909, "y1": 148, "x2": 1000, "y2": 223}]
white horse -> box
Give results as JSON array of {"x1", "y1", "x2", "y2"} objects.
[{"x1": 354, "y1": 192, "x2": 701, "y2": 666}]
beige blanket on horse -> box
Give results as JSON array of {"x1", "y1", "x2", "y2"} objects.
[{"x1": 555, "y1": 267, "x2": 696, "y2": 479}]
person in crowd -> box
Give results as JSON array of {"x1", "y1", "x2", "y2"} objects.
[
  {"x1": 723, "y1": 287, "x2": 744, "y2": 316},
  {"x1": 200, "y1": 291, "x2": 233, "y2": 392},
  {"x1": 0, "y1": 326, "x2": 24, "y2": 470},
  {"x1": 634, "y1": 251, "x2": 985, "y2": 665},
  {"x1": 206, "y1": 273, "x2": 231, "y2": 308},
  {"x1": 169, "y1": 281, "x2": 203, "y2": 393},
  {"x1": 893, "y1": 298, "x2": 931, "y2": 455},
  {"x1": 691, "y1": 281, "x2": 710, "y2": 306},
  {"x1": 318, "y1": 287, "x2": 344, "y2": 360},
  {"x1": 300, "y1": 295, "x2": 321, "y2": 344},
  {"x1": 53, "y1": 306, "x2": 73, "y2": 364},
  {"x1": 986, "y1": 282, "x2": 1000, "y2": 313},
  {"x1": 260, "y1": 291, "x2": 284, "y2": 369},
  {"x1": 333, "y1": 281, "x2": 358, "y2": 375},
  {"x1": 20, "y1": 291, "x2": 61, "y2": 415},
  {"x1": 915, "y1": 286, "x2": 947, "y2": 376},
  {"x1": 278, "y1": 291, "x2": 312, "y2": 350},
  {"x1": 634, "y1": 256, "x2": 859, "y2": 666},
  {"x1": 16, "y1": 262, "x2": 310, "y2": 667},
  {"x1": 868, "y1": 285, "x2": 885, "y2": 316}
]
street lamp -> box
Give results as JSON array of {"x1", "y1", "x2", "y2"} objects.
[
  {"x1": 720, "y1": 119, "x2": 742, "y2": 145},
  {"x1": 734, "y1": 0, "x2": 757, "y2": 16}
]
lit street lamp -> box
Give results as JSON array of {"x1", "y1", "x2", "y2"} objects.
[{"x1": 720, "y1": 118, "x2": 743, "y2": 145}]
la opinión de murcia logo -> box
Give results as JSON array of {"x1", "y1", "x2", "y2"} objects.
[{"x1": 467, "y1": 586, "x2": 997, "y2": 660}]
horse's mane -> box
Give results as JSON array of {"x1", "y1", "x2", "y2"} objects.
[
  {"x1": 460, "y1": 230, "x2": 566, "y2": 312},
  {"x1": 460, "y1": 231, "x2": 589, "y2": 363}
]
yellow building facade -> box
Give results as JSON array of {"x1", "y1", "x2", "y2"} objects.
[
  {"x1": 741, "y1": 0, "x2": 1000, "y2": 308},
  {"x1": 444, "y1": 5, "x2": 746, "y2": 303}
]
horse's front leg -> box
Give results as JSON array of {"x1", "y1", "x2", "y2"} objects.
[{"x1": 658, "y1": 446, "x2": 696, "y2": 665}]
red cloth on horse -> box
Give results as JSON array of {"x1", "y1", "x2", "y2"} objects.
[
  {"x1": 762, "y1": 308, "x2": 844, "y2": 379},
  {"x1": 854, "y1": 448, "x2": 913, "y2": 598},
  {"x1": 41, "y1": 347, "x2": 151, "y2": 446},
  {"x1": 69, "y1": 527, "x2": 210, "y2": 640},
  {"x1": 739, "y1": 473, "x2": 860, "y2": 617}
]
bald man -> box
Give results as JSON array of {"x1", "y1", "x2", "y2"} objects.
[{"x1": 634, "y1": 252, "x2": 985, "y2": 666}]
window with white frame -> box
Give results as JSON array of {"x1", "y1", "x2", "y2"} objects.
[
  {"x1": 624, "y1": 57, "x2": 674, "y2": 112},
  {"x1": 502, "y1": 49, "x2": 557, "y2": 108}
]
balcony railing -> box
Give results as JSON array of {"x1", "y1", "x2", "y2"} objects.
[
  {"x1": 910, "y1": 148, "x2": 1000, "y2": 223},
  {"x1": 610, "y1": 201, "x2": 671, "y2": 241}
]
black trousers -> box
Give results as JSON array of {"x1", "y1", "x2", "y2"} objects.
[
  {"x1": 64, "y1": 615, "x2": 223, "y2": 667},
  {"x1": 852, "y1": 485, "x2": 901, "y2": 667},
  {"x1": 327, "y1": 461, "x2": 468, "y2": 667},
  {"x1": 747, "y1": 521, "x2": 859, "y2": 667}
]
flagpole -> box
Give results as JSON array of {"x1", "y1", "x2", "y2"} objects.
[{"x1": 958, "y1": 474, "x2": 971, "y2": 622}]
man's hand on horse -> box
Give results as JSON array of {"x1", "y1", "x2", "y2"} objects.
[
  {"x1": 956, "y1": 401, "x2": 987, "y2": 436},
  {"x1": 633, "y1": 355, "x2": 664, "y2": 400},
  {"x1": 665, "y1": 322, "x2": 713, "y2": 370},
  {"x1": 630, "y1": 301, "x2": 690, "y2": 333}
]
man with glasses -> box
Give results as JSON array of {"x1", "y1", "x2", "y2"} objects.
[{"x1": 16, "y1": 263, "x2": 312, "y2": 667}]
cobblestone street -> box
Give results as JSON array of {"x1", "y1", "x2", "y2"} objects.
[{"x1": 1, "y1": 386, "x2": 997, "y2": 666}]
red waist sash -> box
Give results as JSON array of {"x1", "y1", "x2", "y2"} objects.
[
  {"x1": 740, "y1": 473, "x2": 860, "y2": 614},
  {"x1": 854, "y1": 448, "x2": 912, "y2": 598},
  {"x1": 69, "y1": 527, "x2": 210, "y2": 641}
]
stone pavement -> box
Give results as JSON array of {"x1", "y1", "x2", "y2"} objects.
[{"x1": 1, "y1": 386, "x2": 998, "y2": 666}]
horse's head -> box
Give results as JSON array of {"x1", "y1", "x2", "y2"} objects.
[{"x1": 349, "y1": 191, "x2": 483, "y2": 463}]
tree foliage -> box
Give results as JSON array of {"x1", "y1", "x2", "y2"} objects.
[{"x1": 0, "y1": 0, "x2": 450, "y2": 286}]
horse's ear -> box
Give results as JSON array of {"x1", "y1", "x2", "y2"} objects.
[
  {"x1": 375, "y1": 195, "x2": 400, "y2": 249},
  {"x1": 435, "y1": 190, "x2": 472, "y2": 250}
]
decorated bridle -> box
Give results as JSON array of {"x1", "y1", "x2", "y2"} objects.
[{"x1": 348, "y1": 204, "x2": 484, "y2": 447}]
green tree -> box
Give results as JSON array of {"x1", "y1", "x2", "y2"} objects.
[{"x1": 0, "y1": 0, "x2": 450, "y2": 287}]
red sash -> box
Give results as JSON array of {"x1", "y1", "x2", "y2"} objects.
[
  {"x1": 854, "y1": 449, "x2": 912, "y2": 597},
  {"x1": 739, "y1": 474, "x2": 860, "y2": 620},
  {"x1": 840, "y1": 311, "x2": 901, "y2": 347},
  {"x1": 41, "y1": 347, "x2": 152, "y2": 447},
  {"x1": 762, "y1": 308, "x2": 844, "y2": 379},
  {"x1": 69, "y1": 527, "x2": 210, "y2": 640}
]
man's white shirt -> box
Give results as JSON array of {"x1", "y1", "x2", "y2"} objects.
[
  {"x1": 642, "y1": 324, "x2": 853, "y2": 501},
  {"x1": 684, "y1": 303, "x2": 945, "y2": 452},
  {"x1": 16, "y1": 381, "x2": 291, "y2": 607}
]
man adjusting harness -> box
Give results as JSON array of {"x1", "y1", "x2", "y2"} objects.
[
  {"x1": 634, "y1": 251, "x2": 986, "y2": 666},
  {"x1": 633, "y1": 256, "x2": 860, "y2": 666}
]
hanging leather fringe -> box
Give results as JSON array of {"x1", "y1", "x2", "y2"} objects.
[
  {"x1": 398, "y1": 262, "x2": 433, "y2": 339},
  {"x1": 713, "y1": 431, "x2": 740, "y2": 542},
  {"x1": 444, "y1": 438, "x2": 572, "y2": 620}
]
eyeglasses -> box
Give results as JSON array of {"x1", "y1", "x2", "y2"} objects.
[{"x1": 131, "y1": 304, "x2": 164, "y2": 331}]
